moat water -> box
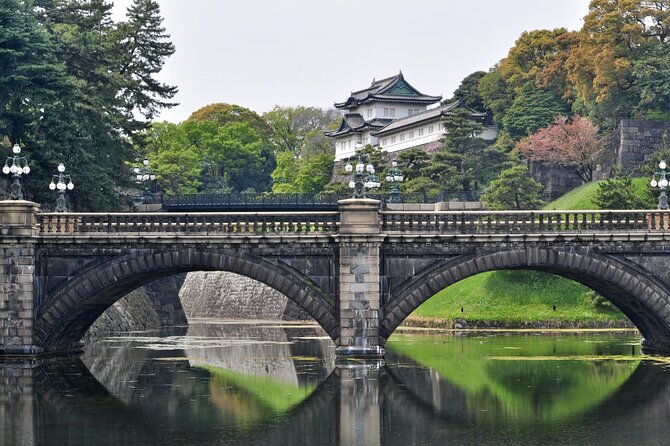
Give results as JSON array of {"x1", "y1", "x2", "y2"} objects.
[{"x1": 3, "y1": 321, "x2": 670, "y2": 445}]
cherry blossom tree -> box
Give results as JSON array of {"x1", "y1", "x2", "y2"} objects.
[{"x1": 516, "y1": 116, "x2": 605, "y2": 182}]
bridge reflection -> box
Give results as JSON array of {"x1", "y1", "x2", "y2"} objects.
[{"x1": 3, "y1": 327, "x2": 670, "y2": 445}]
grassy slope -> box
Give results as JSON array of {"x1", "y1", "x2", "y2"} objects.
[
  {"x1": 542, "y1": 177, "x2": 650, "y2": 210},
  {"x1": 409, "y1": 179, "x2": 651, "y2": 327},
  {"x1": 410, "y1": 270, "x2": 627, "y2": 326}
]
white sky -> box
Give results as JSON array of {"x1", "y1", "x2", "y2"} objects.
[{"x1": 111, "y1": 0, "x2": 591, "y2": 123}]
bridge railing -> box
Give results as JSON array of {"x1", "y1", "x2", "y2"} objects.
[
  {"x1": 37, "y1": 212, "x2": 340, "y2": 235},
  {"x1": 380, "y1": 210, "x2": 670, "y2": 234}
]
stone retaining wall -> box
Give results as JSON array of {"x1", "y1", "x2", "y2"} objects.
[
  {"x1": 615, "y1": 119, "x2": 670, "y2": 175},
  {"x1": 85, "y1": 274, "x2": 187, "y2": 340},
  {"x1": 179, "y1": 271, "x2": 311, "y2": 321}
]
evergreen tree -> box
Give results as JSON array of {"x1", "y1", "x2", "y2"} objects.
[
  {"x1": 482, "y1": 164, "x2": 543, "y2": 210},
  {"x1": 440, "y1": 108, "x2": 489, "y2": 192},
  {"x1": 0, "y1": 0, "x2": 65, "y2": 143},
  {"x1": 502, "y1": 82, "x2": 569, "y2": 140},
  {"x1": 116, "y1": 0, "x2": 177, "y2": 120}
]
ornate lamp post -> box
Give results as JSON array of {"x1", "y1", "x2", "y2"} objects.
[
  {"x1": 2, "y1": 144, "x2": 31, "y2": 200},
  {"x1": 650, "y1": 160, "x2": 669, "y2": 210},
  {"x1": 385, "y1": 160, "x2": 404, "y2": 203},
  {"x1": 345, "y1": 155, "x2": 380, "y2": 198},
  {"x1": 49, "y1": 163, "x2": 74, "y2": 212},
  {"x1": 133, "y1": 158, "x2": 156, "y2": 204}
]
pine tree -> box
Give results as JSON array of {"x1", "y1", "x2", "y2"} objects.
[
  {"x1": 0, "y1": 0, "x2": 65, "y2": 143},
  {"x1": 116, "y1": 0, "x2": 177, "y2": 120}
]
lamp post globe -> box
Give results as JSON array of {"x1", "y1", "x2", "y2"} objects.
[
  {"x1": 2, "y1": 143, "x2": 30, "y2": 200},
  {"x1": 49, "y1": 162, "x2": 74, "y2": 212},
  {"x1": 345, "y1": 153, "x2": 380, "y2": 199},
  {"x1": 651, "y1": 160, "x2": 669, "y2": 210},
  {"x1": 133, "y1": 157, "x2": 156, "y2": 204},
  {"x1": 386, "y1": 160, "x2": 404, "y2": 203}
]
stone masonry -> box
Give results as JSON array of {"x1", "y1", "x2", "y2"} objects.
[
  {"x1": 0, "y1": 201, "x2": 40, "y2": 355},
  {"x1": 615, "y1": 119, "x2": 670, "y2": 175},
  {"x1": 6, "y1": 201, "x2": 670, "y2": 358},
  {"x1": 336, "y1": 199, "x2": 384, "y2": 357}
]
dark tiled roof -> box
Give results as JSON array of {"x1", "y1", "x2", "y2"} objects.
[
  {"x1": 334, "y1": 72, "x2": 442, "y2": 109},
  {"x1": 372, "y1": 101, "x2": 486, "y2": 136},
  {"x1": 324, "y1": 114, "x2": 392, "y2": 137}
]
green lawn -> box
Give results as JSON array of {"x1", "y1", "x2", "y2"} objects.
[
  {"x1": 407, "y1": 178, "x2": 651, "y2": 328},
  {"x1": 408, "y1": 270, "x2": 630, "y2": 327},
  {"x1": 542, "y1": 177, "x2": 650, "y2": 210}
]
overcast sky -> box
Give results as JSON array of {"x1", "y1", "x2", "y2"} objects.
[{"x1": 111, "y1": 0, "x2": 591, "y2": 123}]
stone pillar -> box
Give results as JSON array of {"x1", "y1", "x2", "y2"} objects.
[
  {"x1": 336, "y1": 362, "x2": 383, "y2": 446},
  {"x1": 336, "y1": 199, "x2": 384, "y2": 358},
  {"x1": 0, "y1": 200, "x2": 41, "y2": 355},
  {"x1": 0, "y1": 360, "x2": 36, "y2": 445}
]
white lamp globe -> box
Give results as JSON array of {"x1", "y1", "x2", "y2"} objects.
[
  {"x1": 57, "y1": 181, "x2": 65, "y2": 190},
  {"x1": 49, "y1": 181, "x2": 56, "y2": 190},
  {"x1": 345, "y1": 164, "x2": 353, "y2": 173},
  {"x1": 143, "y1": 158, "x2": 149, "y2": 166},
  {"x1": 2, "y1": 165, "x2": 10, "y2": 175},
  {"x1": 348, "y1": 181, "x2": 355, "y2": 188},
  {"x1": 660, "y1": 160, "x2": 667, "y2": 170},
  {"x1": 23, "y1": 166, "x2": 30, "y2": 174},
  {"x1": 136, "y1": 174, "x2": 142, "y2": 181},
  {"x1": 57, "y1": 163, "x2": 65, "y2": 173},
  {"x1": 356, "y1": 163, "x2": 364, "y2": 173},
  {"x1": 67, "y1": 181, "x2": 74, "y2": 190},
  {"x1": 12, "y1": 144, "x2": 20, "y2": 154},
  {"x1": 133, "y1": 167, "x2": 140, "y2": 174},
  {"x1": 651, "y1": 179, "x2": 659, "y2": 187},
  {"x1": 150, "y1": 174, "x2": 156, "y2": 180},
  {"x1": 10, "y1": 164, "x2": 17, "y2": 174},
  {"x1": 661, "y1": 178, "x2": 669, "y2": 188}
]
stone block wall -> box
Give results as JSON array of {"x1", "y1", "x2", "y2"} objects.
[
  {"x1": 85, "y1": 274, "x2": 187, "y2": 340},
  {"x1": 179, "y1": 271, "x2": 311, "y2": 321},
  {"x1": 615, "y1": 119, "x2": 670, "y2": 175},
  {"x1": 528, "y1": 161, "x2": 584, "y2": 200},
  {"x1": 0, "y1": 243, "x2": 36, "y2": 353}
]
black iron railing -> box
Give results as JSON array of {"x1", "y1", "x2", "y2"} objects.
[{"x1": 163, "y1": 191, "x2": 483, "y2": 211}]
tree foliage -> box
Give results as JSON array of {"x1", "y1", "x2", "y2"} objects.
[
  {"x1": 263, "y1": 106, "x2": 338, "y2": 155},
  {"x1": 594, "y1": 175, "x2": 649, "y2": 209},
  {"x1": 502, "y1": 82, "x2": 570, "y2": 140},
  {"x1": 0, "y1": 0, "x2": 177, "y2": 210},
  {"x1": 446, "y1": 71, "x2": 489, "y2": 112},
  {"x1": 187, "y1": 103, "x2": 271, "y2": 139},
  {"x1": 516, "y1": 116, "x2": 605, "y2": 183},
  {"x1": 482, "y1": 164, "x2": 543, "y2": 210}
]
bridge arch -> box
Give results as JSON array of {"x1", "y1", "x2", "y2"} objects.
[
  {"x1": 381, "y1": 247, "x2": 670, "y2": 352},
  {"x1": 35, "y1": 248, "x2": 339, "y2": 354}
]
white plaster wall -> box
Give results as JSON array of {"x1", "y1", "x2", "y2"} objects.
[{"x1": 335, "y1": 135, "x2": 363, "y2": 160}]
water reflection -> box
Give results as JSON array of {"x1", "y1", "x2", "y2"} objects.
[{"x1": 3, "y1": 324, "x2": 670, "y2": 445}]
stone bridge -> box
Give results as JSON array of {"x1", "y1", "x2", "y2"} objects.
[{"x1": 3, "y1": 199, "x2": 670, "y2": 357}]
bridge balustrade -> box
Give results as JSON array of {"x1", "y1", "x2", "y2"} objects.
[
  {"x1": 37, "y1": 211, "x2": 340, "y2": 235},
  {"x1": 380, "y1": 210, "x2": 670, "y2": 234},
  {"x1": 32, "y1": 209, "x2": 670, "y2": 236}
]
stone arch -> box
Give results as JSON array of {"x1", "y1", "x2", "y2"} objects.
[
  {"x1": 35, "y1": 249, "x2": 338, "y2": 354},
  {"x1": 381, "y1": 247, "x2": 670, "y2": 352}
]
